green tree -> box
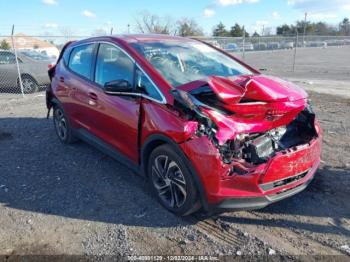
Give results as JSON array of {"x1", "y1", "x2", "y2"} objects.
[
  {"x1": 0, "y1": 39, "x2": 11, "y2": 50},
  {"x1": 230, "y1": 23, "x2": 244, "y2": 37},
  {"x1": 252, "y1": 31, "x2": 260, "y2": 37},
  {"x1": 230, "y1": 23, "x2": 249, "y2": 37},
  {"x1": 339, "y1": 18, "x2": 350, "y2": 36},
  {"x1": 276, "y1": 24, "x2": 293, "y2": 35},
  {"x1": 213, "y1": 22, "x2": 229, "y2": 37}
]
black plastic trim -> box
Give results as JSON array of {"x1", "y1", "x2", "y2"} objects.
[{"x1": 75, "y1": 128, "x2": 141, "y2": 175}]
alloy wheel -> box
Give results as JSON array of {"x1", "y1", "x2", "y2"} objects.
[
  {"x1": 151, "y1": 155, "x2": 187, "y2": 209},
  {"x1": 21, "y1": 78, "x2": 37, "y2": 94},
  {"x1": 54, "y1": 108, "x2": 68, "y2": 141}
]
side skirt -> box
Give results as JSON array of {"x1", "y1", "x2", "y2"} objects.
[{"x1": 75, "y1": 128, "x2": 142, "y2": 176}]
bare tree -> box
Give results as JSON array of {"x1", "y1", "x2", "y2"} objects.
[
  {"x1": 134, "y1": 11, "x2": 174, "y2": 34},
  {"x1": 177, "y1": 18, "x2": 203, "y2": 37}
]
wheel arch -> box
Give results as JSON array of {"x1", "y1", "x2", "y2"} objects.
[
  {"x1": 141, "y1": 134, "x2": 209, "y2": 210},
  {"x1": 18, "y1": 73, "x2": 38, "y2": 85}
]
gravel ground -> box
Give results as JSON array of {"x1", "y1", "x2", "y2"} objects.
[{"x1": 0, "y1": 46, "x2": 349, "y2": 259}]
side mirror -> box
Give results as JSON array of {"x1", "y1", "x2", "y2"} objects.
[{"x1": 104, "y1": 79, "x2": 133, "y2": 94}]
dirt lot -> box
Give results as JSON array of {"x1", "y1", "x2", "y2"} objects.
[{"x1": 0, "y1": 47, "x2": 349, "y2": 259}]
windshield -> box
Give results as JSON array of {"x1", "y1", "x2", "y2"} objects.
[{"x1": 131, "y1": 41, "x2": 253, "y2": 87}]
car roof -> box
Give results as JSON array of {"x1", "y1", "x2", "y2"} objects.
[
  {"x1": 118, "y1": 34, "x2": 195, "y2": 42},
  {"x1": 76, "y1": 34, "x2": 197, "y2": 45}
]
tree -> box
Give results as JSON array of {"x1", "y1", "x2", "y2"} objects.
[
  {"x1": 252, "y1": 31, "x2": 260, "y2": 37},
  {"x1": 277, "y1": 24, "x2": 293, "y2": 35},
  {"x1": 135, "y1": 11, "x2": 174, "y2": 34},
  {"x1": 229, "y1": 23, "x2": 249, "y2": 37},
  {"x1": 339, "y1": 18, "x2": 350, "y2": 36},
  {"x1": 230, "y1": 23, "x2": 244, "y2": 37},
  {"x1": 177, "y1": 18, "x2": 203, "y2": 36},
  {"x1": 0, "y1": 39, "x2": 11, "y2": 50},
  {"x1": 213, "y1": 22, "x2": 229, "y2": 37},
  {"x1": 295, "y1": 20, "x2": 315, "y2": 34}
]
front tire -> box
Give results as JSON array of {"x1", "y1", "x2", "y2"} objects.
[
  {"x1": 148, "y1": 144, "x2": 200, "y2": 216},
  {"x1": 53, "y1": 105, "x2": 77, "y2": 144}
]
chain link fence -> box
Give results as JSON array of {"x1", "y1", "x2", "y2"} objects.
[
  {"x1": 0, "y1": 33, "x2": 88, "y2": 108},
  {"x1": 1, "y1": 31, "x2": 349, "y2": 107}
]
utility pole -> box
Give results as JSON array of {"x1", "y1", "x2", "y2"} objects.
[
  {"x1": 262, "y1": 25, "x2": 265, "y2": 36},
  {"x1": 302, "y1": 12, "x2": 307, "y2": 47},
  {"x1": 293, "y1": 30, "x2": 298, "y2": 72},
  {"x1": 242, "y1": 26, "x2": 246, "y2": 61},
  {"x1": 110, "y1": 27, "x2": 114, "y2": 35},
  {"x1": 11, "y1": 25, "x2": 24, "y2": 97}
]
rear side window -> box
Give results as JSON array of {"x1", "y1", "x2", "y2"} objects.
[{"x1": 68, "y1": 44, "x2": 94, "y2": 79}]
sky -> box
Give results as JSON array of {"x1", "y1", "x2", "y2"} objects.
[{"x1": 0, "y1": 0, "x2": 349, "y2": 36}]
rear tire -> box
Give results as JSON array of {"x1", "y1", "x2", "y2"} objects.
[
  {"x1": 53, "y1": 104, "x2": 77, "y2": 144},
  {"x1": 148, "y1": 144, "x2": 201, "y2": 216},
  {"x1": 18, "y1": 75, "x2": 38, "y2": 94}
]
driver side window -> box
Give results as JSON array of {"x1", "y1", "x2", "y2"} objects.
[{"x1": 95, "y1": 43, "x2": 134, "y2": 88}]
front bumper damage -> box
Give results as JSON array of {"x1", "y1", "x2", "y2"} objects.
[
  {"x1": 180, "y1": 133, "x2": 321, "y2": 210},
  {"x1": 173, "y1": 74, "x2": 322, "y2": 210}
]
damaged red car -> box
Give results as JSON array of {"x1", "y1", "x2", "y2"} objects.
[{"x1": 46, "y1": 35, "x2": 322, "y2": 216}]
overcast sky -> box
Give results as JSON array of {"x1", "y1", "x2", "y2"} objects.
[{"x1": 0, "y1": 0, "x2": 349, "y2": 36}]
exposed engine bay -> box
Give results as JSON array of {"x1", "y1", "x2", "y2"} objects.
[{"x1": 171, "y1": 74, "x2": 319, "y2": 166}]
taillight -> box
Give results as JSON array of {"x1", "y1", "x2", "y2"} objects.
[
  {"x1": 48, "y1": 65, "x2": 56, "y2": 80},
  {"x1": 48, "y1": 63, "x2": 55, "y2": 69}
]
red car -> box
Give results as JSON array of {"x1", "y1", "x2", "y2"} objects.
[{"x1": 46, "y1": 35, "x2": 322, "y2": 216}]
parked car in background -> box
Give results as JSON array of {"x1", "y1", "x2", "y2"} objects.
[
  {"x1": 20, "y1": 50, "x2": 56, "y2": 67},
  {"x1": 238, "y1": 42, "x2": 254, "y2": 51},
  {"x1": 0, "y1": 50, "x2": 51, "y2": 93},
  {"x1": 47, "y1": 35, "x2": 322, "y2": 216},
  {"x1": 325, "y1": 40, "x2": 345, "y2": 46},
  {"x1": 224, "y1": 43, "x2": 239, "y2": 52},
  {"x1": 306, "y1": 41, "x2": 327, "y2": 48},
  {"x1": 267, "y1": 42, "x2": 280, "y2": 50},
  {"x1": 206, "y1": 39, "x2": 221, "y2": 49},
  {"x1": 253, "y1": 42, "x2": 267, "y2": 51},
  {"x1": 280, "y1": 41, "x2": 294, "y2": 49}
]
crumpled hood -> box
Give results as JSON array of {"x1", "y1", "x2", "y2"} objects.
[
  {"x1": 175, "y1": 74, "x2": 309, "y2": 145},
  {"x1": 177, "y1": 74, "x2": 307, "y2": 104}
]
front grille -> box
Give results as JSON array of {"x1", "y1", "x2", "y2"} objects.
[{"x1": 260, "y1": 169, "x2": 309, "y2": 191}]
